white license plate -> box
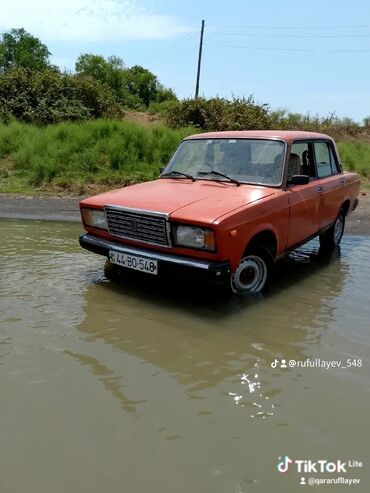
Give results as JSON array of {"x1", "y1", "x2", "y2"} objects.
[{"x1": 109, "y1": 251, "x2": 158, "y2": 275}]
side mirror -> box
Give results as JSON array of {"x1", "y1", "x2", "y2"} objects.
[
  {"x1": 159, "y1": 166, "x2": 165, "y2": 175},
  {"x1": 289, "y1": 175, "x2": 310, "y2": 185}
]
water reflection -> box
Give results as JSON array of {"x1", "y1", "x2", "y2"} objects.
[
  {"x1": 74, "y1": 239, "x2": 350, "y2": 420},
  {"x1": 1, "y1": 220, "x2": 370, "y2": 493}
]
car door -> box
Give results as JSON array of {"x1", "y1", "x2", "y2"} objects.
[
  {"x1": 286, "y1": 141, "x2": 322, "y2": 248},
  {"x1": 313, "y1": 140, "x2": 344, "y2": 229}
]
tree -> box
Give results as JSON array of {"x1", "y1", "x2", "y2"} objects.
[
  {"x1": 0, "y1": 28, "x2": 52, "y2": 73},
  {"x1": 75, "y1": 55, "x2": 173, "y2": 108},
  {"x1": 0, "y1": 68, "x2": 114, "y2": 124},
  {"x1": 75, "y1": 54, "x2": 125, "y2": 95},
  {"x1": 122, "y1": 65, "x2": 159, "y2": 107},
  {"x1": 155, "y1": 84, "x2": 177, "y2": 103}
]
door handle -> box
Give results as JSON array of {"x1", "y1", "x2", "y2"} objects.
[
  {"x1": 339, "y1": 177, "x2": 345, "y2": 185},
  {"x1": 317, "y1": 185, "x2": 324, "y2": 192}
]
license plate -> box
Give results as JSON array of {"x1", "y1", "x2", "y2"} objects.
[{"x1": 109, "y1": 251, "x2": 158, "y2": 275}]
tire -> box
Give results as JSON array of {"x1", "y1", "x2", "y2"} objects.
[
  {"x1": 319, "y1": 209, "x2": 345, "y2": 251},
  {"x1": 230, "y1": 246, "x2": 273, "y2": 295}
]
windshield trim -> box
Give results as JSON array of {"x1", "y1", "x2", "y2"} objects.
[{"x1": 163, "y1": 137, "x2": 287, "y2": 188}]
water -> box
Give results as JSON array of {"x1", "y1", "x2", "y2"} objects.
[{"x1": 0, "y1": 219, "x2": 369, "y2": 492}]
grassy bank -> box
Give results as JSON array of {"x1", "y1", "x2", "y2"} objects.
[
  {"x1": 0, "y1": 120, "x2": 369, "y2": 195},
  {"x1": 0, "y1": 120, "x2": 194, "y2": 194},
  {"x1": 337, "y1": 141, "x2": 370, "y2": 178}
]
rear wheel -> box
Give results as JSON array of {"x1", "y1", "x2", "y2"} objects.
[
  {"x1": 319, "y1": 209, "x2": 345, "y2": 251},
  {"x1": 231, "y1": 246, "x2": 273, "y2": 295}
]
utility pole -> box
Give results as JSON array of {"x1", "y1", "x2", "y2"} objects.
[{"x1": 195, "y1": 19, "x2": 205, "y2": 99}]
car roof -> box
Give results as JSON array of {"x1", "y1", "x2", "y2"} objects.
[{"x1": 184, "y1": 130, "x2": 333, "y2": 143}]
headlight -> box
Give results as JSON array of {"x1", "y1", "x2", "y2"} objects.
[
  {"x1": 173, "y1": 225, "x2": 216, "y2": 251},
  {"x1": 81, "y1": 208, "x2": 107, "y2": 230}
]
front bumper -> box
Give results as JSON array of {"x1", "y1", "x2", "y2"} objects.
[{"x1": 79, "y1": 233, "x2": 231, "y2": 284}]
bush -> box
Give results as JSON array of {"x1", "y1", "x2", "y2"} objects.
[
  {"x1": 270, "y1": 109, "x2": 361, "y2": 140},
  {"x1": 166, "y1": 98, "x2": 367, "y2": 140},
  {"x1": 0, "y1": 68, "x2": 115, "y2": 124},
  {"x1": 166, "y1": 96, "x2": 270, "y2": 131},
  {"x1": 148, "y1": 99, "x2": 178, "y2": 116}
]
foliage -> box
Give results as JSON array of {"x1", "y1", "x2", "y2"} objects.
[
  {"x1": 270, "y1": 109, "x2": 361, "y2": 139},
  {"x1": 148, "y1": 99, "x2": 179, "y2": 116},
  {"x1": 76, "y1": 54, "x2": 177, "y2": 109},
  {"x1": 166, "y1": 96, "x2": 270, "y2": 131},
  {"x1": 0, "y1": 28, "x2": 52, "y2": 73},
  {"x1": 166, "y1": 98, "x2": 368, "y2": 141},
  {"x1": 0, "y1": 69, "x2": 114, "y2": 124},
  {"x1": 1, "y1": 119, "x2": 368, "y2": 195},
  {"x1": 363, "y1": 116, "x2": 370, "y2": 128},
  {"x1": 155, "y1": 85, "x2": 177, "y2": 103},
  {"x1": 0, "y1": 120, "x2": 194, "y2": 191},
  {"x1": 75, "y1": 53, "x2": 125, "y2": 96},
  {"x1": 122, "y1": 65, "x2": 178, "y2": 108},
  {"x1": 121, "y1": 65, "x2": 157, "y2": 108},
  {"x1": 337, "y1": 141, "x2": 370, "y2": 177}
]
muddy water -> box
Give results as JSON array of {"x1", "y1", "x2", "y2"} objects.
[{"x1": 0, "y1": 219, "x2": 369, "y2": 493}]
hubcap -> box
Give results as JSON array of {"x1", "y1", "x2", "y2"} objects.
[{"x1": 231, "y1": 255, "x2": 268, "y2": 294}]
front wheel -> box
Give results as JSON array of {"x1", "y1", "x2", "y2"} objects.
[
  {"x1": 230, "y1": 247, "x2": 273, "y2": 295},
  {"x1": 319, "y1": 209, "x2": 345, "y2": 251}
]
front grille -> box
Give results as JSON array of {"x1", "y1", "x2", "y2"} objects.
[{"x1": 105, "y1": 206, "x2": 170, "y2": 247}]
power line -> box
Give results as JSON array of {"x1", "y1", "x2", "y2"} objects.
[
  {"x1": 208, "y1": 30, "x2": 370, "y2": 38},
  {"x1": 205, "y1": 42, "x2": 316, "y2": 53},
  {"x1": 207, "y1": 24, "x2": 368, "y2": 30},
  {"x1": 330, "y1": 48, "x2": 370, "y2": 52},
  {"x1": 140, "y1": 32, "x2": 196, "y2": 64},
  {"x1": 157, "y1": 46, "x2": 197, "y2": 65},
  {"x1": 204, "y1": 42, "x2": 370, "y2": 53}
]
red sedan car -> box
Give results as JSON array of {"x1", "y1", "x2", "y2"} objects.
[{"x1": 79, "y1": 131, "x2": 360, "y2": 294}]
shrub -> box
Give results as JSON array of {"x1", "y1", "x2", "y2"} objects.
[
  {"x1": 0, "y1": 68, "x2": 115, "y2": 124},
  {"x1": 166, "y1": 96, "x2": 270, "y2": 131},
  {"x1": 148, "y1": 99, "x2": 178, "y2": 116}
]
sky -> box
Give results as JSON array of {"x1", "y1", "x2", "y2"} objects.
[{"x1": 1, "y1": 0, "x2": 370, "y2": 121}]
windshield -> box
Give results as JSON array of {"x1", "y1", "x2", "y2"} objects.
[{"x1": 164, "y1": 138, "x2": 286, "y2": 186}]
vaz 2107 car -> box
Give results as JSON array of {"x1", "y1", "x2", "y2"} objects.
[{"x1": 79, "y1": 131, "x2": 360, "y2": 295}]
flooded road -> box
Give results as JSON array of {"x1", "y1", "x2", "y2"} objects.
[{"x1": 1, "y1": 219, "x2": 369, "y2": 492}]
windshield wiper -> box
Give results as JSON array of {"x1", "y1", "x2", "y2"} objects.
[
  {"x1": 161, "y1": 171, "x2": 195, "y2": 181},
  {"x1": 197, "y1": 170, "x2": 240, "y2": 186}
]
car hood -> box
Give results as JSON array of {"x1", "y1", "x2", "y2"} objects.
[{"x1": 80, "y1": 179, "x2": 276, "y2": 223}]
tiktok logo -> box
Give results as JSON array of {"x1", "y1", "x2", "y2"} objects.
[{"x1": 277, "y1": 456, "x2": 293, "y2": 473}]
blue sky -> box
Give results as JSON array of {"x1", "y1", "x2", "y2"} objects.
[{"x1": 1, "y1": 0, "x2": 369, "y2": 121}]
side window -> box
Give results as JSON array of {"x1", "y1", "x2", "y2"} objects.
[
  {"x1": 314, "y1": 142, "x2": 336, "y2": 178},
  {"x1": 329, "y1": 146, "x2": 339, "y2": 175},
  {"x1": 290, "y1": 142, "x2": 316, "y2": 178}
]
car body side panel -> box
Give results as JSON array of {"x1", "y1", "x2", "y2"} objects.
[
  {"x1": 286, "y1": 181, "x2": 321, "y2": 248},
  {"x1": 318, "y1": 172, "x2": 360, "y2": 228},
  {"x1": 214, "y1": 192, "x2": 290, "y2": 270}
]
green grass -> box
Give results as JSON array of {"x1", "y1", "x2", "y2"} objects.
[
  {"x1": 0, "y1": 120, "x2": 369, "y2": 195},
  {"x1": 337, "y1": 141, "x2": 370, "y2": 178},
  {"x1": 0, "y1": 120, "x2": 195, "y2": 194}
]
